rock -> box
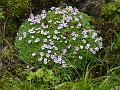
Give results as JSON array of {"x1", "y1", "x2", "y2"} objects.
[
  {"x1": 31, "y1": 0, "x2": 113, "y2": 19},
  {"x1": 78, "y1": 0, "x2": 105, "y2": 19}
]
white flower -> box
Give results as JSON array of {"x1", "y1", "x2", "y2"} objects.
[
  {"x1": 61, "y1": 20, "x2": 64, "y2": 23},
  {"x1": 43, "y1": 31, "x2": 48, "y2": 35},
  {"x1": 47, "y1": 45, "x2": 52, "y2": 49},
  {"x1": 46, "y1": 53, "x2": 50, "y2": 58},
  {"x1": 41, "y1": 30, "x2": 44, "y2": 34},
  {"x1": 48, "y1": 20, "x2": 52, "y2": 23},
  {"x1": 34, "y1": 15, "x2": 41, "y2": 23},
  {"x1": 63, "y1": 36, "x2": 66, "y2": 39},
  {"x1": 56, "y1": 37, "x2": 60, "y2": 40},
  {"x1": 50, "y1": 41, "x2": 54, "y2": 45},
  {"x1": 18, "y1": 37, "x2": 22, "y2": 41},
  {"x1": 30, "y1": 23, "x2": 34, "y2": 25},
  {"x1": 41, "y1": 23, "x2": 44, "y2": 28},
  {"x1": 38, "y1": 57, "x2": 43, "y2": 61},
  {"x1": 92, "y1": 32, "x2": 97, "y2": 39},
  {"x1": 82, "y1": 30, "x2": 88, "y2": 35},
  {"x1": 75, "y1": 47, "x2": 79, "y2": 51},
  {"x1": 94, "y1": 47, "x2": 99, "y2": 51},
  {"x1": 83, "y1": 35, "x2": 88, "y2": 38},
  {"x1": 34, "y1": 18, "x2": 40, "y2": 24},
  {"x1": 53, "y1": 35, "x2": 57, "y2": 39},
  {"x1": 85, "y1": 44, "x2": 91, "y2": 49},
  {"x1": 98, "y1": 37, "x2": 102, "y2": 41},
  {"x1": 71, "y1": 32, "x2": 76, "y2": 36},
  {"x1": 49, "y1": 39, "x2": 52, "y2": 41},
  {"x1": 47, "y1": 31, "x2": 50, "y2": 34},
  {"x1": 32, "y1": 52, "x2": 36, "y2": 56},
  {"x1": 79, "y1": 56, "x2": 83, "y2": 59},
  {"x1": 50, "y1": 7, "x2": 55, "y2": 10},
  {"x1": 73, "y1": 51, "x2": 77, "y2": 54},
  {"x1": 82, "y1": 39, "x2": 86, "y2": 43},
  {"x1": 65, "y1": 16, "x2": 71, "y2": 22},
  {"x1": 62, "y1": 63, "x2": 67, "y2": 68},
  {"x1": 40, "y1": 52, "x2": 44, "y2": 56},
  {"x1": 88, "y1": 29, "x2": 93, "y2": 32},
  {"x1": 28, "y1": 40, "x2": 32, "y2": 44},
  {"x1": 41, "y1": 13, "x2": 46, "y2": 19},
  {"x1": 41, "y1": 45, "x2": 45, "y2": 50},
  {"x1": 90, "y1": 48, "x2": 96, "y2": 54},
  {"x1": 44, "y1": 58, "x2": 48, "y2": 64},
  {"x1": 67, "y1": 6, "x2": 73, "y2": 9},
  {"x1": 47, "y1": 35, "x2": 51, "y2": 38},
  {"x1": 51, "y1": 55, "x2": 55, "y2": 59},
  {"x1": 58, "y1": 25, "x2": 63, "y2": 29},
  {"x1": 74, "y1": 8, "x2": 79, "y2": 13},
  {"x1": 23, "y1": 32, "x2": 27, "y2": 38},
  {"x1": 43, "y1": 38, "x2": 47, "y2": 42},
  {"x1": 43, "y1": 25, "x2": 48, "y2": 29},
  {"x1": 75, "y1": 34, "x2": 78, "y2": 37},
  {"x1": 98, "y1": 42, "x2": 103, "y2": 49},
  {"x1": 62, "y1": 23, "x2": 68, "y2": 27},
  {"x1": 66, "y1": 6, "x2": 73, "y2": 13},
  {"x1": 54, "y1": 30, "x2": 59, "y2": 34},
  {"x1": 58, "y1": 10, "x2": 66, "y2": 14},
  {"x1": 77, "y1": 23, "x2": 82, "y2": 27},
  {"x1": 62, "y1": 49, "x2": 67, "y2": 55},
  {"x1": 28, "y1": 28, "x2": 35, "y2": 33},
  {"x1": 55, "y1": 7, "x2": 60, "y2": 11},
  {"x1": 58, "y1": 55, "x2": 62, "y2": 63},
  {"x1": 43, "y1": 44, "x2": 48, "y2": 48},
  {"x1": 47, "y1": 50, "x2": 51, "y2": 53},
  {"x1": 54, "y1": 46, "x2": 58, "y2": 50},
  {"x1": 42, "y1": 10, "x2": 46, "y2": 13},
  {"x1": 71, "y1": 32, "x2": 78, "y2": 38},
  {"x1": 68, "y1": 45, "x2": 71, "y2": 49},
  {"x1": 80, "y1": 45, "x2": 83, "y2": 49},
  {"x1": 34, "y1": 38, "x2": 40, "y2": 43},
  {"x1": 28, "y1": 14, "x2": 35, "y2": 23},
  {"x1": 62, "y1": 60, "x2": 67, "y2": 67}
]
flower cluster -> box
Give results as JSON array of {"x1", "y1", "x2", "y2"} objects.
[{"x1": 15, "y1": 6, "x2": 103, "y2": 68}]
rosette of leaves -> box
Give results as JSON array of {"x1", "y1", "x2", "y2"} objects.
[{"x1": 15, "y1": 6, "x2": 103, "y2": 69}]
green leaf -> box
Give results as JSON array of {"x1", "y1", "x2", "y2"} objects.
[
  {"x1": 0, "y1": 13, "x2": 5, "y2": 19},
  {"x1": 118, "y1": 9, "x2": 120, "y2": 12},
  {"x1": 35, "y1": 69, "x2": 44, "y2": 78},
  {"x1": 46, "y1": 70, "x2": 54, "y2": 79},
  {"x1": 27, "y1": 72, "x2": 35, "y2": 80}
]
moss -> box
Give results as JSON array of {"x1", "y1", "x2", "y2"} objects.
[{"x1": 101, "y1": 0, "x2": 120, "y2": 25}]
